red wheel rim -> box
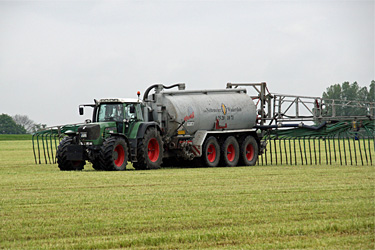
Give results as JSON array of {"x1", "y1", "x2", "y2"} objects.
[
  {"x1": 207, "y1": 144, "x2": 216, "y2": 163},
  {"x1": 148, "y1": 138, "x2": 160, "y2": 162},
  {"x1": 227, "y1": 144, "x2": 235, "y2": 162},
  {"x1": 246, "y1": 143, "x2": 254, "y2": 161},
  {"x1": 114, "y1": 144, "x2": 125, "y2": 166}
]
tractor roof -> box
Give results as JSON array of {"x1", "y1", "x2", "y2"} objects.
[{"x1": 98, "y1": 98, "x2": 140, "y2": 104}]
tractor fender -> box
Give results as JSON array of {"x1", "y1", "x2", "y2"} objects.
[
  {"x1": 136, "y1": 122, "x2": 162, "y2": 139},
  {"x1": 108, "y1": 133, "x2": 130, "y2": 148}
]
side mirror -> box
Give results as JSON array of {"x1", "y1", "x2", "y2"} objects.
[
  {"x1": 129, "y1": 105, "x2": 135, "y2": 114},
  {"x1": 79, "y1": 106, "x2": 84, "y2": 115}
]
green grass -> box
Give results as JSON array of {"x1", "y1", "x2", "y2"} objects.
[
  {"x1": 0, "y1": 134, "x2": 32, "y2": 141},
  {"x1": 0, "y1": 140, "x2": 374, "y2": 249}
]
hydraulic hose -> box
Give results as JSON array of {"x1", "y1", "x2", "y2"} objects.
[{"x1": 143, "y1": 84, "x2": 183, "y2": 101}]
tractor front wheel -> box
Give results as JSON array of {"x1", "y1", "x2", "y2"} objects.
[
  {"x1": 91, "y1": 159, "x2": 103, "y2": 171},
  {"x1": 56, "y1": 137, "x2": 85, "y2": 171},
  {"x1": 100, "y1": 137, "x2": 129, "y2": 171}
]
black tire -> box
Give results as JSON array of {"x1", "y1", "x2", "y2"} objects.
[
  {"x1": 133, "y1": 128, "x2": 163, "y2": 170},
  {"x1": 202, "y1": 136, "x2": 220, "y2": 167},
  {"x1": 91, "y1": 159, "x2": 103, "y2": 171},
  {"x1": 239, "y1": 135, "x2": 259, "y2": 166},
  {"x1": 99, "y1": 137, "x2": 129, "y2": 171},
  {"x1": 221, "y1": 136, "x2": 240, "y2": 167},
  {"x1": 56, "y1": 137, "x2": 85, "y2": 171}
]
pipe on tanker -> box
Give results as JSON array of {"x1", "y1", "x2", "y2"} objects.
[
  {"x1": 143, "y1": 83, "x2": 185, "y2": 101},
  {"x1": 143, "y1": 84, "x2": 159, "y2": 101},
  {"x1": 254, "y1": 122, "x2": 327, "y2": 130}
]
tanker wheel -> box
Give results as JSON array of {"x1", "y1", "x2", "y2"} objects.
[
  {"x1": 221, "y1": 136, "x2": 240, "y2": 167},
  {"x1": 133, "y1": 128, "x2": 163, "y2": 170},
  {"x1": 239, "y1": 135, "x2": 258, "y2": 166},
  {"x1": 202, "y1": 136, "x2": 220, "y2": 167},
  {"x1": 100, "y1": 137, "x2": 129, "y2": 171},
  {"x1": 56, "y1": 137, "x2": 85, "y2": 171}
]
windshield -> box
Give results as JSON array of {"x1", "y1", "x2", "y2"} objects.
[
  {"x1": 97, "y1": 103, "x2": 142, "y2": 122},
  {"x1": 97, "y1": 103, "x2": 124, "y2": 122}
]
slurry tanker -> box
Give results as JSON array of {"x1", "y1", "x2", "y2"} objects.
[
  {"x1": 33, "y1": 82, "x2": 374, "y2": 170},
  {"x1": 34, "y1": 83, "x2": 264, "y2": 170}
]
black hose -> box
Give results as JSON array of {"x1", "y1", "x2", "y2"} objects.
[
  {"x1": 143, "y1": 84, "x2": 183, "y2": 101},
  {"x1": 143, "y1": 84, "x2": 159, "y2": 101}
]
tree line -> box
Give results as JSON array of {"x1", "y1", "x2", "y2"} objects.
[
  {"x1": 323, "y1": 80, "x2": 374, "y2": 102},
  {"x1": 0, "y1": 114, "x2": 45, "y2": 134},
  {"x1": 322, "y1": 80, "x2": 374, "y2": 117}
]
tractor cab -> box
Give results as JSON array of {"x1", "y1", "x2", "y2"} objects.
[
  {"x1": 93, "y1": 98, "x2": 143, "y2": 134},
  {"x1": 79, "y1": 98, "x2": 143, "y2": 135}
]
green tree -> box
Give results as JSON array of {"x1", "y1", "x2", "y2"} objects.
[
  {"x1": 368, "y1": 80, "x2": 374, "y2": 102},
  {"x1": 322, "y1": 83, "x2": 344, "y2": 116},
  {"x1": 0, "y1": 114, "x2": 27, "y2": 134},
  {"x1": 321, "y1": 81, "x2": 374, "y2": 118}
]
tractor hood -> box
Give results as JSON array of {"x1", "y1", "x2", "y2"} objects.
[
  {"x1": 76, "y1": 122, "x2": 118, "y2": 144},
  {"x1": 58, "y1": 122, "x2": 118, "y2": 146}
]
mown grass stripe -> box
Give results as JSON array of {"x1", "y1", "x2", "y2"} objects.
[{"x1": 0, "y1": 140, "x2": 374, "y2": 249}]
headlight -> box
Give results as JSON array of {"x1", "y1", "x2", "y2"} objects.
[{"x1": 80, "y1": 132, "x2": 87, "y2": 138}]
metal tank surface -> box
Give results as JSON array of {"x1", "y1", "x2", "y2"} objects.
[{"x1": 150, "y1": 88, "x2": 257, "y2": 137}]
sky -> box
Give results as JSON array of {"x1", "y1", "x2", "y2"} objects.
[{"x1": 0, "y1": 0, "x2": 374, "y2": 126}]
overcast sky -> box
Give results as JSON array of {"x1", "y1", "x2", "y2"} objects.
[{"x1": 0, "y1": 0, "x2": 374, "y2": 126}]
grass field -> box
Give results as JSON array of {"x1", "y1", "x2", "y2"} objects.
[
  {"x1": 0, "y1": 140, "x2": 374, "y2": 249},
  {"x1": 0, "y1": 134, "x2": 32, "y2": 141}
]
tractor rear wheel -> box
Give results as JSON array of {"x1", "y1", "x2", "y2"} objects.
[
  {"x1": 100, "y1": 137, "x2": 129, "y2": 171},
  {"x1": 202, "y1": 136, "x2": 220, "y2": 167},
  {"x1": 221, "y1": 136, "x2": 240, "y2": 167},
  {"x1": 239, "y1": 135, "x2": 258, "y2": 166},
  {"x1": 133, "y1": 127, "x2": 163, "y2": 170},
  {"x1": 56, "y1": 137, "x2": 85, "y2": 171}
]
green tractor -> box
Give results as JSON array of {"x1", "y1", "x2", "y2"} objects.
[{"x1": 52, "y1": 97, "x2": 163, "y2": 171}]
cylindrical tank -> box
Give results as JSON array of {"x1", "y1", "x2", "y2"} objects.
[{"x1": 151, "y1": 88, "x2": 257, "y2": 136}]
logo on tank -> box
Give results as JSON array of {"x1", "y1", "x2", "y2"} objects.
[
  {"x1": 221, "y1": 104, "x2": 227, "y2": 115},
  {"x1": 184, "y1": 106, "x2": 195, "y2": 121}
]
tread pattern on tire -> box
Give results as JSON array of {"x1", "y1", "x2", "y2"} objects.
[
  {"x1": 239, "y1": 135, "x2": 259, "y2": 166},
  {"x1": 202, "y1": 136, "x2": 220, "y2": 167},
  {"x1": 221, "y1": 136, "x2": 240, "y2": 167},
  {"x1": 91, "y1": 160, "x2": 103, "y2": 171},
  {"x1": 133, "y1": 128, "x2": 163, "y2": 170},
  {"x1": 56, "y1": 137, "x2": 85, "y2": 171},
  {"x1": 99, "y1": 137, "x2": 128, "y2": 171}
]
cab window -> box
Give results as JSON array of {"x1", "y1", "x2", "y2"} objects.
[
  {"x1": 125, "y1": 103, "x2": 143, "y2": 121},
  {"x1": 97, "y1": 103, "x2": 124, "y2": 122}
]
